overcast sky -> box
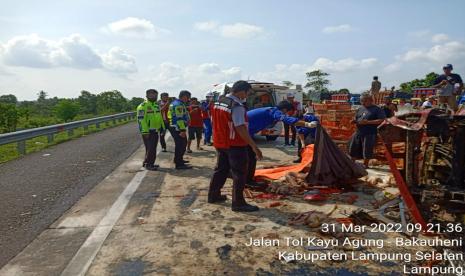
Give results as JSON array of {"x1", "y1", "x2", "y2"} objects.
[{"x1": 1, "y1": 0, "x2": 464, "y2": 100}]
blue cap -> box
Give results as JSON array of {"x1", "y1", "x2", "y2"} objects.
[{"x1": 443, "y1": 64, "x2": 453, "y2": 70}]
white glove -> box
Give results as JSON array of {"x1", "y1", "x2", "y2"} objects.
[{"x1": 305, "y1": 121, "x2": 318, "y2": 128}]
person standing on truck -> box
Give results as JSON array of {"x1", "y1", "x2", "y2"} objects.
[
  {"x1": 158, "y1": 92, "x2": 170, "y2": 152},
  {"x1": 168, "y1": 90, "x2": 192, "y2": 170},
  {"x1": 432, "y1": 64, "x2": 463, "y2": 111},
  {"x1": 208, "y1": 80, "x2": 262, "y2": 212},
  {"x1": 137, "y1": 89, "x2": 165, "y2": 171},
  {"x1": 283, "y1": 92, "x2": 302, "y2": 147},
  {"x1": 186, "y1": 97, "x2": 204, "y2": 153},
  {"x1": 246, "y1": 101, "x2": 318, "y2": 186},
  {"x1": 201, "y1": 92, "x2": 214, "y2": 146},
  {"x1": 349, "y1": 93, "x2": 386, "y2": 168},
  {"x1": 370, "y1": 76, "x2": 381, "y2": 96}
]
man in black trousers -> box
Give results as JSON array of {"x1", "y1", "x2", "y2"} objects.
[
  {"x1": 208, "y1": 81, "x2": 263, "y2": 212},
  {"x1": 168, "y1": 90, "x2": 192, "y2": 170}
]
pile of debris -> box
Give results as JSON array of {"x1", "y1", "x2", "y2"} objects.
[{"x1": 379, "y1": 108, "x2": 465, "y2": 227}]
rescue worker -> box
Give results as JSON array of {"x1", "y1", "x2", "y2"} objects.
[
  {"x1": 294, "y1": 113, "x2": 319, "y2": 163},
  {"x1": 137, "y1": 89, "x2": 165, "y2": 171},
  {"x1": 201, "y1": 92, "x2": 214, "y2": 146},
  {"x1": 208, "y1": 80, "x2": 263, "y2": 212},
  {"x1": 247, "y1": 101, "x2": 318, "y2": 183},
  {"x1": 158, "y1": 92, "x2": 170, "y2": 152},
  {"x1": 168, "y1": 90, "x2": 192, "y2": 170}
]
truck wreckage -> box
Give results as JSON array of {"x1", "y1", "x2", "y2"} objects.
[
  {"x1": 254, "y1": 108, "x2": 465, "y2": 235},
  {"x1": 378, "y1": 109, "x2": 465, "y2": 231}
]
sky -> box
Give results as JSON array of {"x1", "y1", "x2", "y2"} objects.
[{"x1": 0, "y1": 0, "x2": 464, "y2": 100}]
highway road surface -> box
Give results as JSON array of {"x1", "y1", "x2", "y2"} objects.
[{"x1": 0, "y1": 122, "x2": 141, "y2": 268}]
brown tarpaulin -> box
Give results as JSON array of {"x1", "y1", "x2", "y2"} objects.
[{"x1": 306, "y1": 125, "x2": 367, "y2": 186}]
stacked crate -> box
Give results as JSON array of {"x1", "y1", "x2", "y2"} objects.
[
  {"x1": 373, "y1": 91, "x2": 392, "y2": 105},
  {"x1": 314, "y1": 94, "x2": 356, "y2": 146}
]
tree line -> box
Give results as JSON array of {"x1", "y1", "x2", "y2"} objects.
[
  {"x1": 288, "y1": 70, "x2": 440, "y2": 102},
  {"x1": 0, "y1": 90, "x2": 144, "y2": 134},
  {"x1": 283, "y1": 70, "x2": 351, "y2": 102},
  {"x1": 0, "y1": 71, "x2": 441, "y2": 133}
]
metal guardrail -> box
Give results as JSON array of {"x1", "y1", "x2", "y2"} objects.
[{"x1": 0, "y1": 112, "x2": 136, "y2": 155}]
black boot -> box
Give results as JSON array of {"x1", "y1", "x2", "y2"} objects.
[
  {"x1": 232, "y1": 203, "x2": 259, "y2": 212},
  {"x1": 208, "y1": 195, "x2": 228, "y2": 203}
]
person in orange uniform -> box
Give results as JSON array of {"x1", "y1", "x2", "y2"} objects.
[
  {"x1": 208, "y1": 80, "x2": 263, "y2": 212},
  {"x1": 187, "y1": 97, "x2": 204, "y2": 153}
]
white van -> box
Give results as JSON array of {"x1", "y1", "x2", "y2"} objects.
[{"x1": 209, "y1": 81, "x2": 303, "y2": 141}]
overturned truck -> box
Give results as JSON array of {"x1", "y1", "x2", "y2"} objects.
[{"x1": 378, "y1": 109, "x2": 465, "y2": 225}]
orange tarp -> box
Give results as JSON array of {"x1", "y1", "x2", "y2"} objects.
[{"x1": 254, "y1": 145, "x2": 314, "y2": 180}]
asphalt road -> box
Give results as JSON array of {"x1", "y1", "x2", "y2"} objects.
[{"x1": 0, "y1": 122, "x2": 142, "y2": 268}]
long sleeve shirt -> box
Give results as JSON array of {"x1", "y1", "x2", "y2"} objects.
[
  {"x1": 168, "y1": 99, "x2": 189, "y2": 131},
  {"x1": 136, "y1": 100, "x2": 165, "y2": 133},
  {"x1": 247, "y1": 107, "x2": 299, "y2": 136}
]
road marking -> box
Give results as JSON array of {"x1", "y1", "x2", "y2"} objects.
[{"x1": 61, "y1": 134, "x2": 170, "y2": 276}]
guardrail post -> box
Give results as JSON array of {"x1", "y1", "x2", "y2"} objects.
[
  {"x1": 96, "y1": 123, "x2": 100, "y2": 129},
  {"x1": 83, "y1": 125, "x2": 88, "y2": 133},
  {"x1": 68, "y1": 129, "x2": 74, "y2": 137},
  {"x1": 113, "y1": 119, "x2": 117, "y2": 125},
  {"x1": 106, "y1": 121, "x2": 110, "y2": 126},
  {"x1": 47, "y1": 134, "x2": 54, "y2": 143},
  {"x1": 17, "y1": 141, "x2": 26, "y2": 155}
]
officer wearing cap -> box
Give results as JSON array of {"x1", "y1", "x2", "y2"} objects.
[
  {"x1": 433, "y1": 64, "x2": 463, "y2": 111},
  {"x1": 137, "y1": 89, "x2": 165, "y2": 171}
]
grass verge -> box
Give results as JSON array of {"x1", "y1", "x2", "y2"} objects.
[{"x1": 0, "y1": 118, "x2": 134, "y2": 164}]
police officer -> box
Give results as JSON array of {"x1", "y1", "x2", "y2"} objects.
[
  {"x1": 137, "y1": 89, "x2": 165, "y2": 171},
  {"x1": 168, "y1": 90, "x2": 192, "y2": 170}
]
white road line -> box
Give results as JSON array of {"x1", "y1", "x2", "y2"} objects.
[{"x1": 61, "y1": 134, "x2": 170, "y2": 276}]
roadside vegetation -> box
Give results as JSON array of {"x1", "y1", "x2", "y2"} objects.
[{"x1": 0, "y1": 90, "x2": 143, "y2": 163}]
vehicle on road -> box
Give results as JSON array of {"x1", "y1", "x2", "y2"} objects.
[{"x1": 209, "y1": 81, "x2": 302, "y2": 141}]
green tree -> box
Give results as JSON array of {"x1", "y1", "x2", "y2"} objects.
[
  {"x1": 96, "y1": 90, "x2": 129, "y2": 113},
  {"x1": 129, "y1": 97, "x2": 145, "y2": 109},
  {"x1": 78, "y1": 90, "x2": 98, "y2": 114},
  {"x1": 338, "y1": 88, "x2": 350, "y2": 94},
  {"x1": 54, "y1": 99, "x2": 80, "y2": 122},
  {"x1": 424, "y1": 72, "x2": 439, "y2": 87},
  {"x1": 35, "y1": 90, "x2": 52, "y2": 116},
  {"x1": 282, "y1": 81, "x2": 294, "y2": 87},
  {"x1": 0, "y1": 94, "x2": 18, "y2": 105},
  {"x1": 0, "y1": 103, "x2": 19, "y2": 133},
  {"x1": 399, "y1": 72, "x2": 439, "y2": 94},
  {"x1": 305, "y1": 70, "x2": 331, "y2": 101}
]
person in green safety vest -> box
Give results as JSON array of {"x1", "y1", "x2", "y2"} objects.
[
  {"x1": 168, "y1": 90, "x2": 192, "y2": 169},
  {"x1": 137, "y1": 89, "x2": 165, "y2": 171}
]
